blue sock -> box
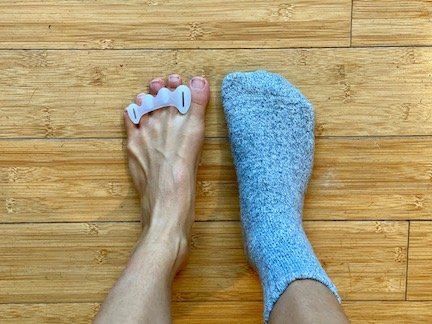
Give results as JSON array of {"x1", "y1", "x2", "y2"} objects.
[{"x1": 221, "y1": 70, "x2": 340, "y2": 322}]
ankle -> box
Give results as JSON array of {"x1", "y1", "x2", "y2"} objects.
[
  {"x1": 136, "y1": 175, "x2": 196, "y2": 276},
  {"x1": 135, "y1": 220, "x2": 191, "y2": 275},
  {"x1": 143, "y1": 193, "x2": 195, "y2": 234}
]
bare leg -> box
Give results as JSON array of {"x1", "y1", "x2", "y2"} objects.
[
  {"x1": 94, "y1": 74, "x2": 210, "y2": 324},
  {"x1": 269, "y1": 280, "x2": 349, "y2": 324}
]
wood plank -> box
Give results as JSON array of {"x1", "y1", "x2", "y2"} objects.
[
  {"x1": 0, "y1": 0, "x2": 351, "y2": 49},
  {"x1": 0, "y1": 48, "x2": 432, "y2": 138},
  {"x1": 0, "y1": 221, "x2": 407, "y2": 303},
  {"x1": 1, "y1": 48, "x2": 432, "y2": 138},
  {"x1": 2, "y1": 301, "x2": 432, "y2": 323},
  {"x1": 344, "y1": 301, "x2": 432, "y2": 323},
  {"x1": 1, "y1": 138, "x2": 432, "y2": 222},
  {"x1": 0, "y1": 303, "x2": 100, "y2": 324},
  {"x1": 407, "y1": 221, "x2": 432, "y2": 300},
  {"x1": 352, "y1": 0, "x2": 432, "y2": 46}
]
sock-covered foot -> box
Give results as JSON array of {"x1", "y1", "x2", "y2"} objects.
[{"x1": 221, "y1": 70, "x2": 340, "y2": 322}]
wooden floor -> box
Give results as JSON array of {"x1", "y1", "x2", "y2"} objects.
[{"x1": 1, "y1": 1, "x2": 432, "y2": 323}]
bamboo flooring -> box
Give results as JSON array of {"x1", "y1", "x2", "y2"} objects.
[{"x1": 0, "y1": 0, "x2": 431, "y2": 322}]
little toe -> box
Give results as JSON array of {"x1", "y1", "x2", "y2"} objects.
[
  {"x1": 135, "y1": 94, "x2": 144, "y2": 106},
  {"x1": 167, "y1": 74, "x2": 182, "y2": 89},
  {"x1": 189, "y1": 76, "x2": 210, "y2": 117},
  {"x1": 123, "y1": 110, "x2": 137, "y2": 137}
]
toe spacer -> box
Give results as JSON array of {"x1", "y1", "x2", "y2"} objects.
[{"x1": 126, "y1": 85, "x2": 192, "y2": 124}]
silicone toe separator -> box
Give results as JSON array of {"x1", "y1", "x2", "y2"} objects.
[{"x1": 126, "y1": 85, "x2": 192, "y2": 124}]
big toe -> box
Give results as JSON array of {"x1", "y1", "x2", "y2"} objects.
[{"x1": 189, "y1": 76, "x2": 210, "y2": 116}]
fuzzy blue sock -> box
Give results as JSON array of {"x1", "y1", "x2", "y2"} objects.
[{"x1": 221, "y1": 70, "x2": 340, "y2": 322}]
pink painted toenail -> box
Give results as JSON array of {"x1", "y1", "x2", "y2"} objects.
[{"x1": 191, "y1": 77, "x2": 205, "y2": 89}]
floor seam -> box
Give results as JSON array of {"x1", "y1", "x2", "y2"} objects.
[
  {"x1": 0, "y1": 45, "x2": 432, "y2": 51},
  {"x1": 405, "y1": 221, "x2": 411, "y2": 301},
  {"x1": 350, "y1": 0, "x2": 354, "y2": 47}
]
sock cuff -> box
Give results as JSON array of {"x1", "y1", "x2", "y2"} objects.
[
  {"x1": 261, "y1": 248, "x2": 341, "y2": 322},
  {"x1": 249, "y1": 226, "x2": 341, "y2": 322}
]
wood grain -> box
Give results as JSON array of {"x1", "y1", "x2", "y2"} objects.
[
  {"x1": 0, "y1": 221, "x2": 407, "y2": 303},
  {"x1": 0, "y1": 0, "x2": 429, "y2": 322},
  {"x1": 2, "y1": 301, "x2": 432, "y2": 323},
  {"x1": 407, "y1": 221, "x2": 432, "y2": 300},
  {"x1": 1, "y1": 138, "x2": 431, "y2": 223},
  {"x1": 1, "y1": 48, "x2": 432, "y2": 138},
  {"x1": 352, "y1": 0, "x2": 432, "y2": 46},
  {"x1": 0, "y1": 0, "x2": 351, "y2": 49},
  {"x1": 344, "y1": 301, "x2": 432, "y2": 323},
  {"x1": 0, "y1": 303, "x2": 100, "y2": 324}
]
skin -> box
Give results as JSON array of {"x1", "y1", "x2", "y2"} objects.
[
  {"x1": 94, "y1": 74, "x2": 209, "y2": 324},
  {"x1": 94, "y1": 74, "x2": 349, "y2": 324},
  {"x1": 270, "y1": 280, "x2": 349, "y2": 324}
]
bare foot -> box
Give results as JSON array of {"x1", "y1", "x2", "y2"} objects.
[
  {"x1": 124, "y1": 74, "x2": 210, "y2": 274},
  {"x1": 94, "y1": 74, "x2": 210, "y2": 324}
]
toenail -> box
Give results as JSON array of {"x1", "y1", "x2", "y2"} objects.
[
  {"x1": 191, "y1": 77, "x2": 205, "y2": 90},
  {"x1": 169, "y1": 75, "x2": 180, "y2": 82}
]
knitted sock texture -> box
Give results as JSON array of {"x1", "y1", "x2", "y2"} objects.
[{"x1": 221, "y1": 70, "x2": 340, "y2": 323}]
